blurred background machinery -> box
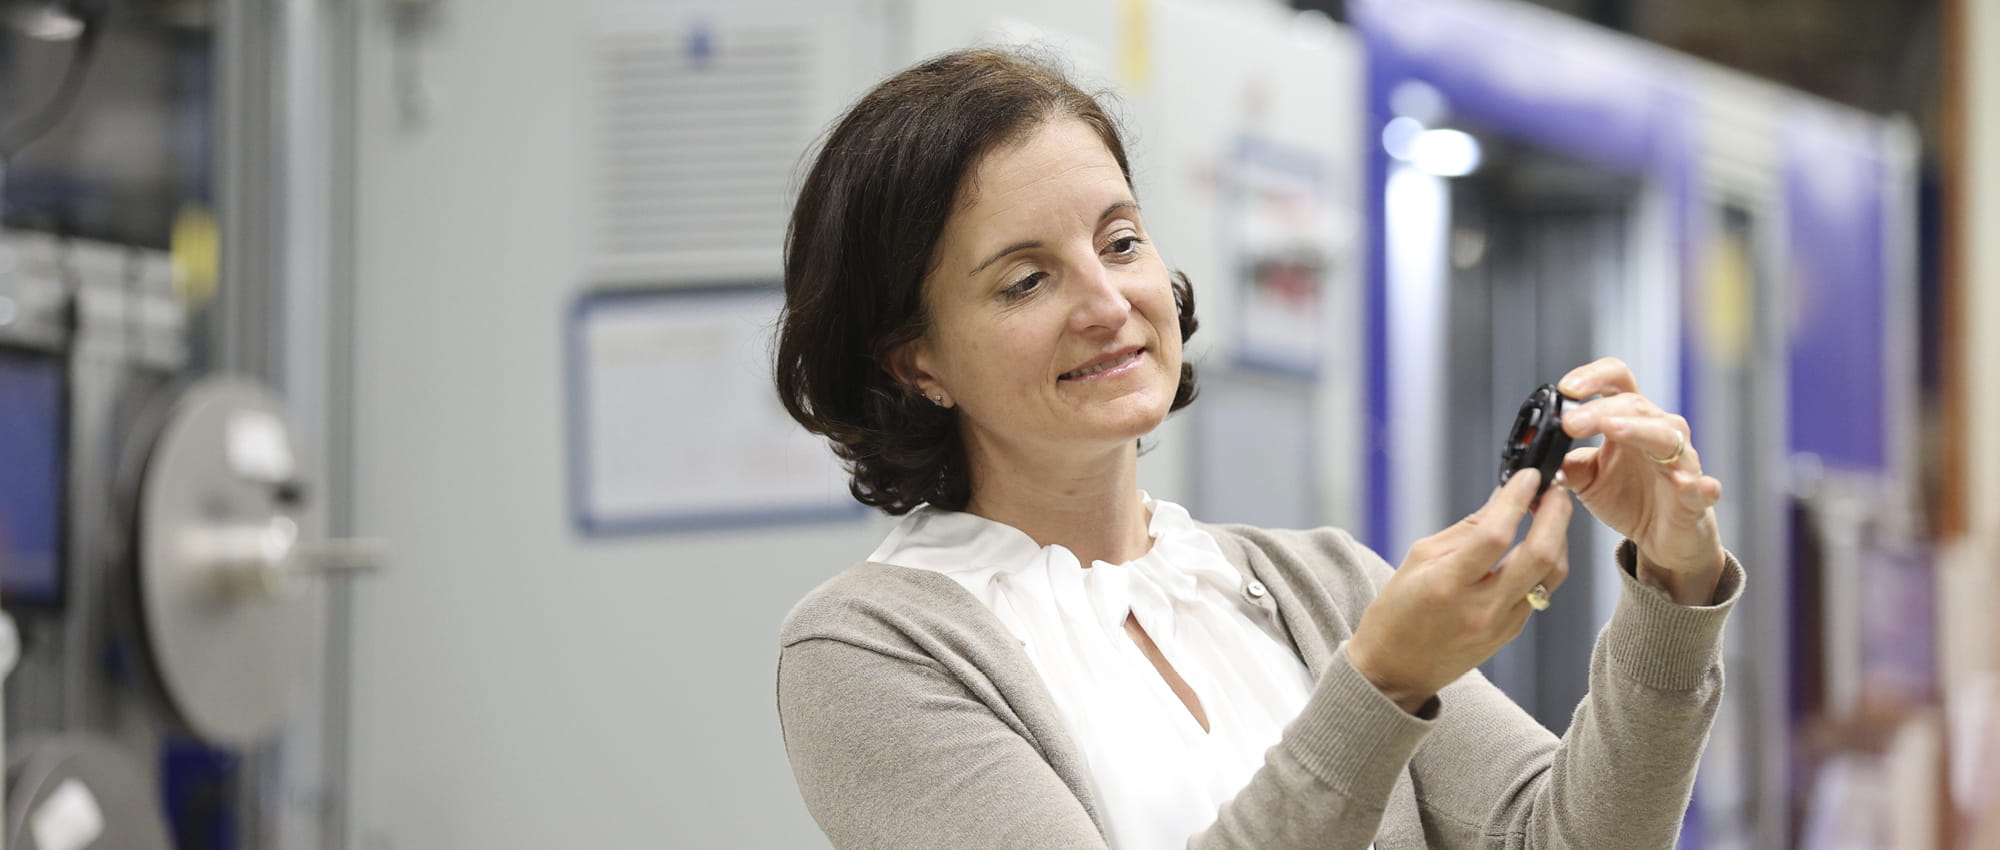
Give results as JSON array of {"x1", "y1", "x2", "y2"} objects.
[{"x1": 1, "y1": 1, "x2": 377, "y2": 848}]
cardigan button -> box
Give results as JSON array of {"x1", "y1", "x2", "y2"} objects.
[{"x1": 1243, "y1": 580, "x2": 1268, "y2": 600}]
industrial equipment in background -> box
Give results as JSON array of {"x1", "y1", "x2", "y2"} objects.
[{"x1": 2, "y1": 0, "x2": 371, "y2": 846}]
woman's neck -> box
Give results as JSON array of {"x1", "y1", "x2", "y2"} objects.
[{"x1": 962, "y1": 440, "x2": 1152, "y2": 567}]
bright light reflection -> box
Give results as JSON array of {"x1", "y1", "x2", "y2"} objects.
[{"x1": 1408, "y1": 129, "x2": 1482, "y2": 177}]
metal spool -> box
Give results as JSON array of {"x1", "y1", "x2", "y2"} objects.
[{"x1": 132, "y1": 377, "x2": 378, "y2": 746}]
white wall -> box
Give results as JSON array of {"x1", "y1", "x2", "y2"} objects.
[{"x1": 345, "y1": 3, "x2": 890, "y2": 847}]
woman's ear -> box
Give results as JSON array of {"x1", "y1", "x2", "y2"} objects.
[{"x1": 885, "y1": 340, "x2": 950, "y2": 408}]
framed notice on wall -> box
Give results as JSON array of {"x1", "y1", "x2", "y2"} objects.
[{"x1": 565, "y1": 285, "x2": 861, "y2": 536}]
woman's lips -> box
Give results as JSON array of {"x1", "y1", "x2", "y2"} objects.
[{"x1": 1059, "y1": 348, "x2": 1145, "y2": 381}]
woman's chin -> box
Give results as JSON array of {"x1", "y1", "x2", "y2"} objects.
[{"x1": 1075, "y1": 400, "x2": 1173, "y2": 445}]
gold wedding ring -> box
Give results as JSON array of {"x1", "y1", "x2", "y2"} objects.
[
  {"x1": 1649, "y1": 431, "x2": 1686, "y2": 465},
  {"x1": 1525, "y1": 583, "x2": 1551, "y2": 611}
]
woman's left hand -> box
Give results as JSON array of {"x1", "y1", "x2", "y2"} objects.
[{"x1": 1556, "y1": 357, "x2": 1726, "y2": 606}]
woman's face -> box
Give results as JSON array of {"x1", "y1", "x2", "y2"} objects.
[{"x1": 900, "y1": 117, "x2": 1184, "y2": 469}]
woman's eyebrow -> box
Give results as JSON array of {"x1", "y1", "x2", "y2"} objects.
[
  {"x1": 969, "y1": 240, "x2": 1040, "y2": 277},
  {"x1": 966, "y1": 202, "x2": 1142, "y2": 277}
]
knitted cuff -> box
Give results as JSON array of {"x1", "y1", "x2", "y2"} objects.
[{"x1": 1603, "y1": 539, "x2": 1745, "y2": 692}]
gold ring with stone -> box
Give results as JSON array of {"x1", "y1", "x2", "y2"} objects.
[{"x1": 1525, "y1": 583, "x2": 1551, "y2": 611}]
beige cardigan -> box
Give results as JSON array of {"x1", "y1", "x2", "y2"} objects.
[{"x1": 777, "y1": 523, "x2": 1743, "y2": 848}]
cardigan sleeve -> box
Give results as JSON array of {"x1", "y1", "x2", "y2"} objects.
[
  {"x1": 778, "y1": 635, "x2": 1105, "y2": 849},
  {"x1": 1400, "y1": 539, "x2": 1746, "y2": 848}
]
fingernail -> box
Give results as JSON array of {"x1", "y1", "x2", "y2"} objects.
[{"x1": 1558, "y1": 379, "x2": 1581, "y2": 396}]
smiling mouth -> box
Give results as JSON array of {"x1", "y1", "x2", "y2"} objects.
[{"x1": 1059, "y1": 348, "x2": 1144, "y2": 380}]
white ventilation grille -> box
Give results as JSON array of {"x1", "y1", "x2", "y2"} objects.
[{"x1": 587, "y1": 22, "x2": 814, "y2": 283}]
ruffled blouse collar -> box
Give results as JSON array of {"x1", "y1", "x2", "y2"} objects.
[{"x1": 867, "y1": 494, "x2": 1244, "y2": 631}]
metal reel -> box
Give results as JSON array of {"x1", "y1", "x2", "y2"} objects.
[{"x1": 132, "y1": 377, "x2": 378, "y2": 747}]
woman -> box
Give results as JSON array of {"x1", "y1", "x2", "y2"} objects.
[{"x1": 774, "y1": 48, "x2": 1740, "y2": 849}]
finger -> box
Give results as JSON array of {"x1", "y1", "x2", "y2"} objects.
[
  {"x1": 1673, "y1": 472, "x2": 1725, "y2": 512},
  {"x1": 1560, "y1": 446, "x2": 1601, "y2": 493},
  {"x1": 1562, "y1": 393, "x2": 1666, "y2": 438},
  {"x1": 1557, "y1": 356, "x2": 1641, "y2": 399},
  {"x1": 1494, "y1": 482, "x2": 1573, "y2": 600},
  {"x1": 1440, "y1": 469, "x2": 1540, "y2": 580},
  {"x1": 1602, "y1": 415, "x2": 1700, "y2": 469}
]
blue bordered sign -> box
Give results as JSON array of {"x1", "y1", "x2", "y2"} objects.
[{"x1": 564, "y1": 285, "x2": 863, "y2": 536}]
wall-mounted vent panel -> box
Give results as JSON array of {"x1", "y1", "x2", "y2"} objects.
[{"x1": 586, "y1": 20, "x2": 816, "y2": 283}]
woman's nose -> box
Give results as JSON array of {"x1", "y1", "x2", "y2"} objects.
[{"x1": 1067, "y1": 262, "x2": 1132, "y2": 331}]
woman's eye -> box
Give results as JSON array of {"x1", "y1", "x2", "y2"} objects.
[
  {"x1": 1003, "y1": 272, "x2": 1046, "y2": 300},
  {"x1": 1107, "y1": 235, "x2": 1145, "y2": 257}
]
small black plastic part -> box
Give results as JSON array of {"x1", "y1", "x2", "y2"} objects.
[{"x1": 1499, "y1": 383, "x2": 1578, "y2": 502}]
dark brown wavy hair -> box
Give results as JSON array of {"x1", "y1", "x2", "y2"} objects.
[{"x1": 774, "y1": 47, "x2": 1199, "y2": 515}]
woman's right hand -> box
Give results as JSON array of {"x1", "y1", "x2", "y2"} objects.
[{"x1": 1345, "y1": 469, "x2": 1575, "y2": 713}]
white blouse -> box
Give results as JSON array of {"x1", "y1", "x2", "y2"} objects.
[{"x1": 868, "y1": 495, "x2": 1317, "y2": 849}]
